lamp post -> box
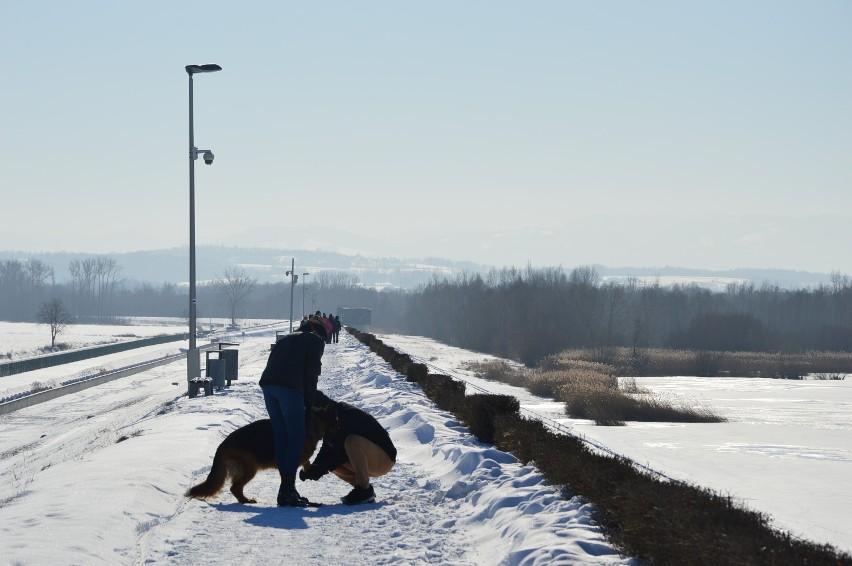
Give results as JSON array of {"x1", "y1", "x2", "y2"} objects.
[
  {"x1": 302, "y1": 272, "x2": 309, "y2": 317},
  {"x1": 285, "y1": 258, "x2": 296, "y2": 332},
  {"x1": 185, "y1": 63, "x2": 221, "y2": 388}
]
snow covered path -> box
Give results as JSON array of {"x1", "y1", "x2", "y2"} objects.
[{"x1": 0, "y1": 330, "x2": 634, "y2": 565}]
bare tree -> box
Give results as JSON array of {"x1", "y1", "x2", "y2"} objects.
[
  {"x1": 37, "y1": 298, "x2": 72, "y2": 349},
  {"x1": 25, "y1": 258, "x2": 55, "y2": 288},
  {"x1": 601, "y1": 282, "x2": 627, "y2": 350},
  {"x1": 213, "y1": 267, "x2": 256, "y2": 325},
  {"x1": 631, "y1": 317, "x2": 643, "y2": 357},
  {"x1": 69, "y1": 258, "x2": 97, "y2": 318},
  {"x1": 830, "y1": 270, "x2": 851, "y2": 294},
  {"x1": 314, "y1": 271, "x2": 361, "y2": 289},
  {"x1": 94, "y1": 257, "x2": 122, "y2": 321},
  {"x1": 69, "y1": 257, "x2": 122, "y2": 321}
]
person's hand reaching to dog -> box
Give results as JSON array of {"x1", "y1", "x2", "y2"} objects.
[{"x1": 299, "y1": 466, "x2": 326, "y2": 481}]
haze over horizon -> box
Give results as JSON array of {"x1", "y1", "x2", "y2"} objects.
[{"x1": 2, "y1": 2, "x2": 850, "y2": 273}]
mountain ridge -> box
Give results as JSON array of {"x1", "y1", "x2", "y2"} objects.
[{"x1": 0, "y1": 246, "x2": 833, "y2": 290}]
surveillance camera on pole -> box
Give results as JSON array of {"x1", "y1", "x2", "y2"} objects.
[
  {"x1": 190, "y1": 148, "x2": 215, "y2": 165},
  {"x1": 185, "y1": 62, "x2": 221, "y2": 390}
]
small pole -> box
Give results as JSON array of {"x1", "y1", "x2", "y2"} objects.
[{"x1": 288, "y1": 258, "x2": 295, "y2": 332}]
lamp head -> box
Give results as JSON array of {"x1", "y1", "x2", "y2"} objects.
[{"x1": 186, "y1": 64, "x2": 222, "y2": 75}]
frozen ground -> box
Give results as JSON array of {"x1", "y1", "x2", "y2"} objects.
[
  {"x1": 0, "y1": 320, "x2": 181, "y2": 359},
  {"x1": 376, "y1": 333, "x2": 852, "y2": 553},
  {"x1": 0, "y1": 322, "x2": 848, "y2": 563},
  {"x1": 0, "y1": 318, "x2": 279, "y2": 360},
  {"x1": 0, "y1": 325, "x2": 635, "y2": 565}
]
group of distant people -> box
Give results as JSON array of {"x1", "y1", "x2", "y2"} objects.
[{"x1": 302, "y1": 311, "x2": 340, "y2": 344}]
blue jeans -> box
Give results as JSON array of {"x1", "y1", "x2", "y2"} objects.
[{"x1": 262, "y1": 386, "x2": 305, "y2": 477}]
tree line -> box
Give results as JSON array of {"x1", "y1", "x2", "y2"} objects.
[
  {"x1": 1, "y1": 258, "x2": 122, "y2": 323},
  {"x1": 0, "y1": 257, "x2": 408, "y2": 332},
  {"x1": 3, "y1": 256, "x2": 851, "y2": 366},
  {"x1": 397, "y1": 266, "x2": 852, "y2": 365}
]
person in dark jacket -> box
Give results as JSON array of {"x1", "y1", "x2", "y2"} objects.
[
  {"x1": 332, "y1": 315, "x2": 341, "y2": 343},
  {"x1": 300, "y1": 392, "x2": 397, "y2": 505},
  {"x1": 259, "y1": 319, "x2": 327, "y2": 507}
]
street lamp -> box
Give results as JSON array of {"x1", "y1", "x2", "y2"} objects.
[
  {"x1": 186, "y1": 63, "x2": 221, "y2": 388},
  {"x1": 302, "y1": 273, "x2": 309, "y2": 317},
  {"x1": 285, "y1": 258, "x2": 296, "y2": 332}
]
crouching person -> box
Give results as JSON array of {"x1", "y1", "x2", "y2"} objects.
[{"x1": 300, "y1": 392, "x2": 396, "y2": 505}]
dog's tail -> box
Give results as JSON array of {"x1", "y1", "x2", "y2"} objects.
[{"x1": 185, "y1": 450, "x2": 227, "y2": 500}]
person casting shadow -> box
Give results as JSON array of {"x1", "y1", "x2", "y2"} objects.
[{"x1": 259, "y1": 319, "x2": 327, "y2": 507}]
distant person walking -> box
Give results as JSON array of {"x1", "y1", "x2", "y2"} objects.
[
  {"x1": 323, "y1": 313, "x2": 333, "y2": 344},
  {"x1": 333, "y1": 315, "x2": 341, "y2": 343}
]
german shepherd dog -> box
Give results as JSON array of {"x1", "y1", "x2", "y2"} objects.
[{"x1": 186, "y1": 402, "x2": 338, "y2": 504}]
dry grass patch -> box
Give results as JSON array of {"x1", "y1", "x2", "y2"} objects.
[
  {"x1": 30, "y1": 380, "x2": 56, "y2": 393},
  {"x1": 468, "y1": 358, "x2": 724, "y2": 425},
  {"x1": 561, "y1": 385, "x2": 723, "y2": 425},
  {"x1": 552, "y1": 346, "x2": 852, "y2": 378},
  {"x1": 466, "y1": 360, "x2": 527, "y2": 388}
]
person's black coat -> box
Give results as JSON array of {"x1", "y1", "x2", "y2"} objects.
[
  {"x1": 308, "y1": 400, "x2": 397, "y2": 475},
  {"x1": 259, "y1": 331, "x2": 324, "y2": 406}
]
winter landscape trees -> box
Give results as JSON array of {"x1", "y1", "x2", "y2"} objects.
[
  {"x1": 401, "y1": 266, "x2": 852, "y2": 367},
  {"x1": 68, "y1": 257, "x2": 122, "y2": 322},
  {"x1": 0, "y1": 259, "x2": 54, "y2": 321},
  {"x1": 212, "y1": 267, "x2": 256, "y2": 325},
  {"x1": 2, "y1": 254, "x2": 852, "y2": 371},
  {"x1": 36, "y1": 298, "x2": 71, "y2": 348}
]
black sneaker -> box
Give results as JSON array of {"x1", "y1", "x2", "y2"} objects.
[
  {"x1": 277, "y1": 487, "x2": 309, "y2": 507},
  {"x1": 342, "y1": 484, "x2": 376, "y2": 505}
]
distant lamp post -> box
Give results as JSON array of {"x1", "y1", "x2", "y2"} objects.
[
  {"x1": 185, "y1": 63, "x2": 221, "y2": 388},
  {"x1": 285, "y1": 258, "x2": 296, "y2": 332},
  {"x1": 302, "y1": 273, "x2": 309, "y2": 317}
]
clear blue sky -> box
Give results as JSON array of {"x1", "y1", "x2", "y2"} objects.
[{"x1": 2, "y1": 1, "x2": 850, "y2": 273}]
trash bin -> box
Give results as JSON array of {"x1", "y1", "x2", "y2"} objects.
[
  {"x1": 206, "y1": 358, "x2": 226, "y2": 389},
  {"x1": 219, "y1": 348, "x2": 238, "y2": 385}
]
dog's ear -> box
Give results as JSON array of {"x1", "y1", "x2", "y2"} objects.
[
  {"x1": 312, "y1": 389, "x2": 332, "y2": 408},
  {"x1": 321, "y1": 404, "x2": 335, "y2": 421},
  {"x1": 310, "y1": 404, "x2": 333, "y2": 424}
]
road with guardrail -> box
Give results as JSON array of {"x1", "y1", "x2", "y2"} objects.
[{"x1": 0, "y1": 321, "x2": 288, "y2": 415}]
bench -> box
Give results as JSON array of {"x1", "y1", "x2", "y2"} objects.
[{"x1": 188, "y1": 377, "x2": 213, "y2": 398}]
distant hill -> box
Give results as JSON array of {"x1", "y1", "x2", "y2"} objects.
[
  {"x1": 0, "y1": 246, "x2": 486, "y2": 290},
  {"x1": 0, "y1": 247, "x2": 832, "y2": 290}
]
